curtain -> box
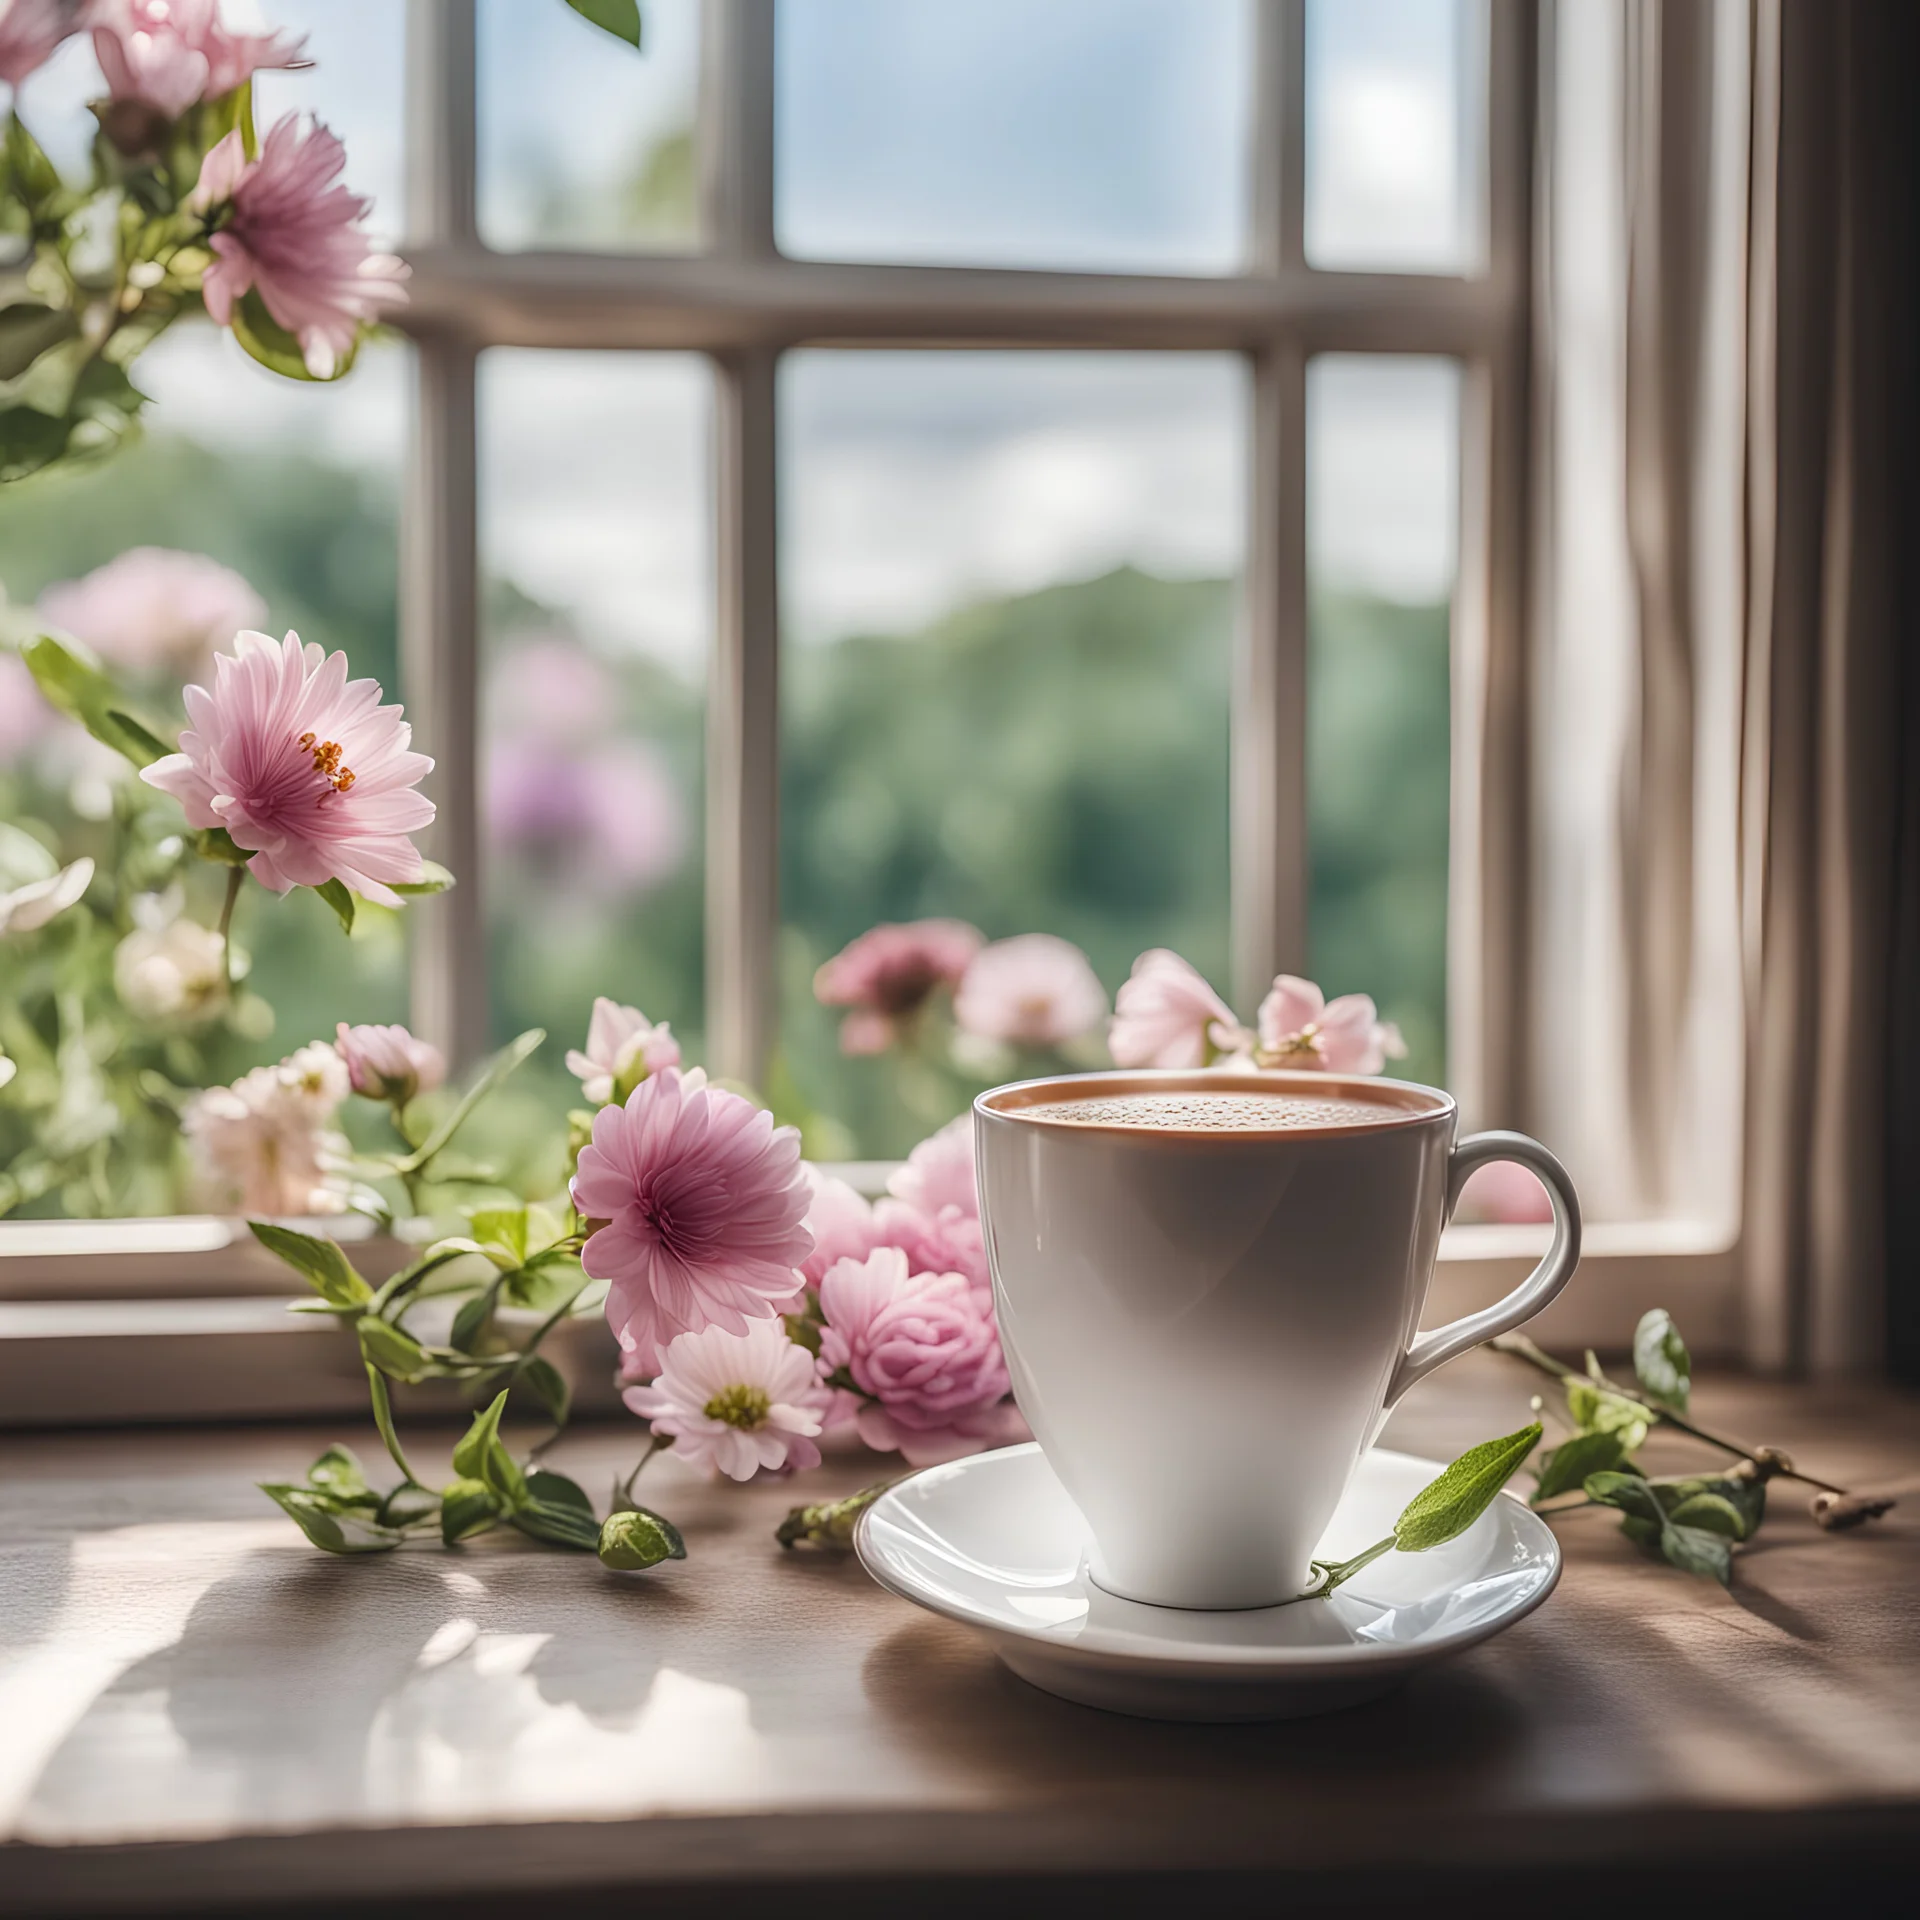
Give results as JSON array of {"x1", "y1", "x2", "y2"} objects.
[{"x1": 1525, "y1": 0, "x2": 1915, "y2": 1372}]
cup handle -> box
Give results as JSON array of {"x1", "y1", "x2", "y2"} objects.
[{"x1": 1384, "y1": 1130, "x2": 1582, "y2": 1407}]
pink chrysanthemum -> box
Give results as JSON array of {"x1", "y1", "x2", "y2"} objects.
[
  {"x1": 953, "y1": 933, "x2": 1108, "y2": 1048},
  {"x1": 1255, "y1": 974, "x2": 1407, "y2": 1076},
  {"x1": 39, "y1": 547, "x2": 266, "y2": 677},
  {"x1": 818, "y1": 1248, "x2": 1022, "y2": 1468},
  {"x1": 623, "y1": 1318, "x2": 831, "y2": 1481},
  {"x1": 192, "y1": 117, "x2": 407, "y2": 380},
  {"x1": 574, "y1": 1067, "x2": 814, "y2": 1375},
  {"x1": 140, "y1": 630, "x2": 435, "y2": 907},
  {"x1": 0, "y1": 0, "x2": 79, "y2": 89},
  {"x1": 1109, "y1": 948, "x2": 1249, "y2": 1069},
  {"x1": 813, "y1": 918, "x2": 982, "y2": 1055}
]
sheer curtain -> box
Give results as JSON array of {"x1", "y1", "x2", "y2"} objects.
[{"x1": 1523, "y1": 0, "x2": 1913, "y2": 1372}]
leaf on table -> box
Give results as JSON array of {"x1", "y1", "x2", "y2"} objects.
[
  {"x1": 1660, "y1": 1523, "x2": 1733, "y2": 1586},
  {"x1": 1532, "y1": 1427, "x2": 1631, "y2": 1504},
  {"x1": 450, "y1": 1387, "x2": 525, "y2": 1505},
  {"x1": 512, "y1": 1475, "x2": 601, "y2": 1552},
  {"x1": 377, "y1": 1481, "x2": 441, "y2": 1530},
  {"x1": 260, "y1": 1482, "x2": 401, "y2": 1554},
  {"x1": 439, "y1": 1476, "x2": 499, "y2": 1546},
  {"x1": 304, "y1": 1443, "x2": 377, "y2": 1508},
  {"x1": 1632, "y1": 1307, "x2": 1692, "y2": 1413},
  {"x1": 1391, "y1": 1422, "x2": 1543, "y2": 1554},
  {"x1": 1663, "y1": 1491, "x2": 1748, "y2": 1540},
  {"x1": 1564, "y1": 1377, "x2": 1650, "y2": 1452},
  {"x1": 1653, "y1": 1472, "x2": 1765, "y2": 1540}
]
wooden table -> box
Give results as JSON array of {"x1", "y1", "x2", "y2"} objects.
[{"x1": 4, "y1": 1355, "x2": 1918, "y2": 1917}]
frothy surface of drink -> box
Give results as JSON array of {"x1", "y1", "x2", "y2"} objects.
[{"x1": 1031, "y1": 1090, "x2": 1401, "y2": 1131}]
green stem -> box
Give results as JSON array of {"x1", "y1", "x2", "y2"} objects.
[
  {"x1": 1490, "y1": 1334, "x2": 1849, "y2": 1496},
  {"x1": 616, "y1": 1435, "x2": 667, "y2": 1509},
  {"x1": 216, "y1": 864, "x2": 243, "y2": 997},
  {"x1": 1300, "y1": 1535, "x2": 1396, "y2": 1600},
  {"x1": 365, "y1": 1365, "x2": 418, "y2": 1486}
]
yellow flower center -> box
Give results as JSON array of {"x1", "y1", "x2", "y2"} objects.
[
  {"x1": 1258, "y1": 1023, "x2": 1325, "y2": 1068},
  {"x1": 704, "y1": 1383, "x2": 772, "y2": 1430},
  {"x1": 299, "y1": 731, "x2": 356, "y2": 794}
]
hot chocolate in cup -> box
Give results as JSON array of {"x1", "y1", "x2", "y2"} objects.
[{"x1": 974, "y1": 1070, "x2": 1581, "y2": 1611}]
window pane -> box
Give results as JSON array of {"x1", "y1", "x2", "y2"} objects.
[
  {"x1": 777, "y1": 0, "x2": 1252, "y2": 274},
  {"x1": 0, "y1": 328, "x2": 406, "y2": 1216},
  {"x1": 1305, "y1": 0, "x2": 1485, "y2": 274},
  {"x1": 479, "y1": 352, "x2": 711, "y2": 1143},
  {"x1": 780, "y1": 351, "x2": 1244, "y2": 1156},
  {"x1": 1306, "y1": 354, "x2": 1459, "y2": 1088},
  {"x1": 479, "y1": 0, "x2": 701, "y2": 252}
]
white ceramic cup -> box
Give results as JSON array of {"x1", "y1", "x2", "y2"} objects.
[{"x1": 974, "y1": 1069, "x2": 1581, "y2": 1610}]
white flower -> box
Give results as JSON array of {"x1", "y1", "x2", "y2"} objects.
[
  {"x1": 114, "y1": 908, "x2": 227, "y2": 1021},
  {"x1": 0, "y1": 1048, "x2": 15, "y2": 1092},
  {"x1": 622, "y1": 1318, "x2": 831, "y2": 1481},
  {"x1": 565, "y1": 995, "x2": 682, "y2": 1105},
  {"x1": 182, "y1": 1042, "x2": 349, "y2": 1216},
  {"x1": 0, "y1": 856, "x2": 93, "y2": 936}
]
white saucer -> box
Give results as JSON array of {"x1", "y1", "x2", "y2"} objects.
[{"x1": 855, "y1": 1442, "x2": 1560, "y2": 1721}]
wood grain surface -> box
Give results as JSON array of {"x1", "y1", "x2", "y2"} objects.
[{"x1": 3, "y1": 1354, "x2": 1917, "y2": 1917}]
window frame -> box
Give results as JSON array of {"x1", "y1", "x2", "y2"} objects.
[{"x1": 6, "y1": 0, "x2": 1745, "y2": 1420}]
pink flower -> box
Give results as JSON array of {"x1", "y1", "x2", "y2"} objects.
[
  {"x1": 797, "y1": 1165, "x2": 884, "y2": 1291},
  {"x1": 39, "y1": 548, "x2": 266, "y2": 677},
  {"x1": 818, "y1": 1248, "x2": 1020, "y2": 1467},
  {"x1": 192, "y1": 118, "x2": 407, "y2": 380},
  {"x1": 0, "y1": 0, "x2": 80, "y2": 89},
  {"x1": 334, "y1": 1022, "x2": 445, "y2": 1105},
  {"x1": 623, "y1": 1318, "x2": 831, "y2": 1481},
  {"x1": 814, "y1": 918, "x2": 982, "y2": 1055},
  {"x1": 1109, "y1": 948, "x2": 1249, "y2": 1069},
  {"x1": 1457, "y1": 1160, "x2": 1554, "y2": 1226},
  {"x1": 182, "y1": 1040, "x2": 349, "y2": 1217},
  {"x1": 887, "y1": 1113, "x2": 976, "y2": 1218},
  {"x1": 564, "y1": 996, "x2": 681, "y2": 1107},
  {"x1": 0, "y1": 652, "x2": 52, "y2": 762},
  {"x1": 140, "y1": 630, "x2": 434, "y2": 907},
  {"x1": 954, "y1": 933, "x2": 1108, "y2": 1048},
  {"x1": 573, "y1": 1067, "x2": 813, "y2": 1374},
  {"x1": 92, "y1": 0, "x2": 305, "y2": 119},
  {"x1": 1255, "y1": 974, "x2": 1407, "y2": 1075},
  {"x1": 487, "y1": 738, "x2": 686, "y2": 891}
]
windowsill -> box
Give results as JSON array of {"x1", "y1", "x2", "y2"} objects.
[{"x1": 0, "y1": 1175, "x2": 1743, "y2": 1429}]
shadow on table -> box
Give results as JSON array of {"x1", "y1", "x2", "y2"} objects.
[{"x1": 859, "y1": 1613, "x2": 1533, "y2": 1790}]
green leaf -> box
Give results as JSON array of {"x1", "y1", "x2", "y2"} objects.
[
  {"x1": 23, "y1": 636, "x2": 174, "y2": 769},
  {"x1": 439, "y1": 1476, "x2": 499, "y2": 1545},
  {"x1": 1652, "y1": 1472, "x2": 1766, "y2": 1540},
  {"x1": 228, "y1": 286, "x2": 359, "y2": 382},
  {"x1": 1564, "y1": 1377, "x2": 1650, "y2": 1451},
  {"x1": 259, "y1": 1482, "x2": 400, "y2": 1554},
  {"x1": 357, "y1": 1316, "x2": 430, "y2": 1383},
  {"x1": 783, "y1": 1309, "x2": 824, "y2": 1358},
  {"x1": 0, "y1": 303, "x2": 78, "y2": 382},
  {"x1": 1391, "y1": 1422, "x2": 1543, "y2": 1554},
  {"x1": 449, "y1": 1286, "x2": 498, "y2": 1354},
  {"x1": 565, "y1": 0, "x2": 642, "y2": 48},
  {"x1": 391, "y1": 860, "x2": 456, "y2": 897},
  {"x1": 450, "y1": 1387, "x2": 524, "y2": 1504},
  {"x1": 1660, "y1": 1523, "x2": 1733, "y2": 1586},
  {"x1": 519, "y1": 1354, "x2": 571, "y2": 1427},
  {"x1": 1583, "y1": 1469, "x2": 1666, "y2": 1522},
  {"x1": 304, "y1": 1443, "x2": 376, "y2": 1507},
  {"x1": 500, "y1": 1247, "x2": 585, "y2": 1313},
  {"x1": 248, "y1": 1219, "x2": 371, "y2": 1308},
  {"x1": 469, "y1": 1205, "x2": 530, "y2": 1265},
  {"x1": 513, "y1": 1477, "x2": 601, "y2": 1551},
  {"x1": 313, "y1": 877, "x2": 355, "y2": 934},
  {"x1": 599, "y1": 1506, "x2": 686, "y2": 1570},
  {"x1": 396, "y1": 1029, "x2": 545, "y2": 1175},
  {"x1": 1632, "y1": 1307, "x2": 1692, "y2": 1413},
  {"x1": 376, "y1": 1481, "x2": 440, "y2": 1529},
  {"x1": 0, "y1": 404, "x2": 75, "y2": 483},
  {"x1": 1532, "y1": 1427, "x2": 1631, "y2": 1503},
  {"x1": 1664, "y1": 1491, "x2": 1747, "y2": 1539},
  {"x1": 190, "y1": 826, "x2": 253, "y2": 866}
]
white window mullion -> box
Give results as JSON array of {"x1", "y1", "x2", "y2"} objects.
[
  {"x1": 402, "y1": 0, "x2": 486, "y2": 1065},
  {"x1": 702, "y1": 0, "x2": 781, "y2": 1086},
  {"x1": 1234, "y1": 0, "x2": 1311, "y2": 1014}
]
